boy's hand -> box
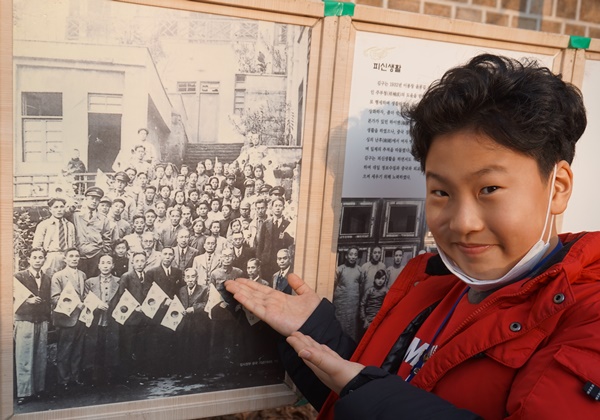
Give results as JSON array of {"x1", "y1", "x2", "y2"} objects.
[
  {"x1": 286, "y1": 331, "x2": 365, "y2": 395},
  {"x1": 225, "y1": 273, "x2": 320, "y2": 337}
]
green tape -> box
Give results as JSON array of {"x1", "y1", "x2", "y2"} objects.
[
  {"x1": 568, "y1": 35, "x2": 591, "y2": 49},
  {"x1": 323, "y1": 1, "x2": 355, "y2": 17}
]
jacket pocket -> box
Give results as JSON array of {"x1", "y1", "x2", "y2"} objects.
[{"x1": 554, "y1": 345, "x2": 600, "y2": 386}]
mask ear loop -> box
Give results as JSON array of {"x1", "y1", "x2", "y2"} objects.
[{"x1": 540, "y1": 164, "x2": 558, "y2": 244}]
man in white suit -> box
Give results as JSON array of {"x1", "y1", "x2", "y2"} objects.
[{"x1": 191, "y1": 235, "x2": 221, "y2": 286}]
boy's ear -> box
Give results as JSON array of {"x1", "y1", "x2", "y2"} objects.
[{"x1": 551, "y1": 160, "x2": 573, "y2": 215}]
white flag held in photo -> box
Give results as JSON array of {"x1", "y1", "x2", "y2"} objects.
[
  {"x1": 112, "y1": 289, "x2": 140, "y2": 325},
  {"x1": 243, "y1": 307, "x2": 261, "y2": 326},
  {"x1": 13, "y1": 277, "x2": 34, "y2": 314},
  {"x1": 204, "y1": 283, "x2": 224, "y2": 320},
  {"x1": 54, "y1": 281, "x2": 81, "y2": 316},
  {"x1": 141, "y1": 282, "x2": 169, "y2": 319},
  {"x1": 79, "y1": 291, "x2": 103, "y2": 328},
  {"x1": 160, "y1": 295, "x2": 185, "y2": 331}
]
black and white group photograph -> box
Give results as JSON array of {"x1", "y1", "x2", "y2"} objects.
[
  {"x1": 332, "y1": 197, "x2": 433, "y2": 342},
  {"x1": 11, "y1": 0, "x2": 310, "y2": 413}
]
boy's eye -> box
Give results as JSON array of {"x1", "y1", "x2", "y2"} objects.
[
  {"x1": 431, "y1": 190, "x2": 448, "y2": 197},
  {"x1": 480, "y1": 186, "x2": 499, "y2": 195}
]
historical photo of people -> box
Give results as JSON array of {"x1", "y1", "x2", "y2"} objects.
[
  {"x1": 12, "y1": 0, "x2": 310, "y2": 412},
  {"x1": 333, "y1": 198, "x2": 432, "y2": 342}
]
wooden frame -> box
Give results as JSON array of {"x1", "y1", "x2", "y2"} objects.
[
  {"x1": 2, "y1": 1, "x2": 596, "y2": 419},
  {"x1": 1, "y1": 0, "x2": 333, "y2": 418}
]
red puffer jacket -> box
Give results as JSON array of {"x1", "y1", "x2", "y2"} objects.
[{"x1": 318, "y1": 232, "x2": 600, "y2": 419}]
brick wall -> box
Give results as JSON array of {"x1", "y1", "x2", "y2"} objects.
[{"x1": 351, "y1": 0, "x2": 600, "y2": 39}]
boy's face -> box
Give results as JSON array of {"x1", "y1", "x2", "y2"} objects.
[
  {"x1": 65, "y1": 250, "x2": 80, "y2": 268},
  {"x1": 98, "y1": 256, "x2": 114, "y2": 275},
  {"x1": 425, "y1": 129, "x2": 560, "y2": 281}
]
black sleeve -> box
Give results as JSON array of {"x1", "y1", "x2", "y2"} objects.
[
  {"x1": 278, "y1": 298, "x2": 357, "y2": 411},
  {"x1": 334, "y1": 366, "x2": 483, "y2": 420}
]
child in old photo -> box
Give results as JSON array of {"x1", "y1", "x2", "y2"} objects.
[{"x1": 359, "y1": 268, "x2": 388, "y2": 330}]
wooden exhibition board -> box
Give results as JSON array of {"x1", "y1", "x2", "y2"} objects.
[
  {"x1": 314, "y1": 5, "x2": 575, "y2": 300},
  {"x1": 561, "y1": 41, "x2": 600, "y2": 233}
]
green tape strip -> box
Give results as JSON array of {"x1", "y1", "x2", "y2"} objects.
[
  {"x1": 568, "y1": 35, "x2": 591, "y2": 49},
  {"x1": 323, "y1": 1, "x2": 355, "y2": 17}
]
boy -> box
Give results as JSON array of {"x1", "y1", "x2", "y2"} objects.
[
  {"x1": 225, "y1": 54, "x2": 598, "y2": 419},
  {"x1": 51, "y1": 247, "x2": 87, "y2": 390},
  {"x1": 82, "y1": 254, "x2": 121, "y2": 385},
  {"x1": 14, "y1": 248, "x2": 51, "y2": 404}
]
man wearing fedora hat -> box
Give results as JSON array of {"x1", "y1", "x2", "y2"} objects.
[{"x1": 72, "y1": 186, "x2": 114, "y2": 277}]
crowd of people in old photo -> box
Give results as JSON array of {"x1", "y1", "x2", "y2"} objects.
[{"x1": 13, "y1": 129, "x2": 296, "y2": 405}]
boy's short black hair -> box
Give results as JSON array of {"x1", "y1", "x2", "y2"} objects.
[{"x1": 404, "y1": 54, "x2": 587, "y2": 178}]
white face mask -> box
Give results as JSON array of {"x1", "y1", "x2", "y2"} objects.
[{"x1": 437, "y1": 165, "x2": 557, "y2": 292}]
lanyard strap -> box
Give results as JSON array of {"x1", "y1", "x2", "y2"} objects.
[{"x1": 405, "y1": 286, "x2": 469, "y2": 383}]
